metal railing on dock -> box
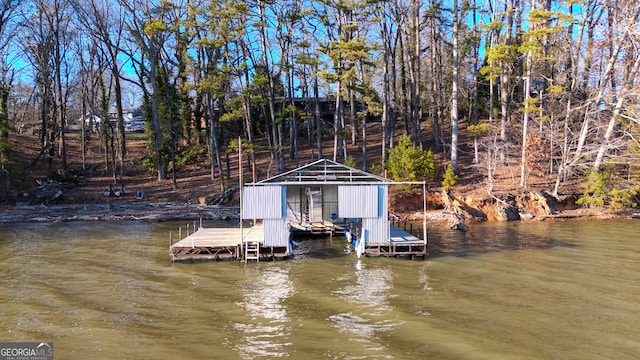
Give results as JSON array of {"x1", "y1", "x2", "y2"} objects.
[
  {"x1": 390, "y1": 219, "x2": 424, "y2": 240},
  {"x1": 390, "y1": 218, "x2": 429, "y2": 255}
]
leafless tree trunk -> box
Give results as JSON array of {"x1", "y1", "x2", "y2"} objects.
[
  {"x1": 450, "y1": 0, "x2": 459, "y2": 173},
  {"x1": 408, "y1": 0, "x2": 421, "y2": 145},
  {"x1": 121, "y1": 0, "x2": 168, "y2": 181},
  {"x1": 519, "y1": 0, "x2": 534, "y2": 188},
  {"x1": 257, "y1": 0, "x2": 283, "y2": 173},
  {"x1": 499, "y1": 0, "x2": 514, "y2": 162},
  {"x1": 593, "y1": 54, "x2": 640, "y2": 170},
  {"x1": 428, "y1": 0, "x2": 441, "y2": 152}
]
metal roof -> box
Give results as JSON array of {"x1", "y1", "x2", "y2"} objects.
[{"x1": 247, "y1": 159, "x2": 405, "y2": 185}]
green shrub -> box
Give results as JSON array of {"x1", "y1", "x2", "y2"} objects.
[
  {"x1": 442, "y1": 163, "x2": 458, "y2": 190},
  {"x1": 176, "y1": 146, "x2": 206, "y2": 167},
  {"x1": 609, "y1": 188, "x2": 638, "y2": 210},
  {"x1": 142, "y1": 155, "x2": 157, "y2": 176},
  {"x1": 385, "y1": 134, "x2": 435, "y2": 183},
  {"x1": 576, "y1": 163, "x2": 638, "y2": 210},
  {"x1": 344, "y1": 156, "x2": 357, "y2": 169},
  {"x1": 577, "y1": 165, "x2": 613, "y2": 208}
]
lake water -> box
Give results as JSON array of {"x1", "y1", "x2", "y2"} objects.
[{"x1": 0, "y1": 219, "x2": 638, "y2": 359}]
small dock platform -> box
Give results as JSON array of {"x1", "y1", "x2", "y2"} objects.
[
  {"x1": 290, "y1": 221, "x2": 340, "y2": 236},
  {"x1": 169, "y1": 224, "x2": 289, "y2": 262},
  {"x1": 364, "y1": 225, "x2": 427, "y2": 258}
]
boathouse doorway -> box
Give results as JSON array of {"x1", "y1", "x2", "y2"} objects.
[
  {"x1": 284, "y1": 184, "x2": 340, "y2": 234},
  {"x1": 305, "y1": 186, "x2": 323, "y2": 222}
]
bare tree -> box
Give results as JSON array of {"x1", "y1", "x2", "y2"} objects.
[
  {"x1": 0, "y1": 0, "x2": 21, "y2": 140},
  {"x1": 450, "y1": 0, "x2": 460, "y2": 173},
  {"x1": 120, "y1": 0, "x2": 171, "y2": 181},
  {"x1": 592, "y1": 3, "x2": 640, "y2": 171},
  {"x1": 73, "y1": 0, "x2": 127, "y2": 180},
  {"x1": 0, "y1": 0, "x2": 21, "y2": 203},
  {"x1": 256, "y1": 0, "x2": 284, "y2": 172}
]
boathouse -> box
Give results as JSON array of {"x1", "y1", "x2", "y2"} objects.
[
  {"x1": 241, "y1": 159, "x2": 427, "y2": 258},
  {"x1": 170, "y1": 159, "x2": 427, "y2": 261}
]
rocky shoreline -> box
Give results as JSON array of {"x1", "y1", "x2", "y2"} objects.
[
  {"x1": 400, "y1": 189, "x2": 640, "y2": 226},
  {"x1": 1, "y1": 198, "x2": 638, "y2": 224}
]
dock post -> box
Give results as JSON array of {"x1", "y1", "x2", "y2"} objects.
[
  {"x1": 179, "y1": 227, "x2": 182, "y2": 240},
  {"x1": 200, "y1": 218, "x2": 203, "y2": 229},
  {"x1": 423, "y1": 182, "x2": 428, "y2": 254}
]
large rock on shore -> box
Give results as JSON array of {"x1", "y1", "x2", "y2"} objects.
[
  {"x1": 517, "y1": 190, "x2": 556, "y2": 218},
  {"x1": 460, "y1": 191, "x2": 559, "y2": 222}
]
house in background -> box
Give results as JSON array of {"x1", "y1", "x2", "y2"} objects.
[{"x1": 78, "y1": 107, "x2": 145, "y2": 133}]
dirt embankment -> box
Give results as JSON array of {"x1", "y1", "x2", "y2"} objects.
[
  {"x1": 2, "y1": 128, "x2": 638, "y2": 224},
  {"x1": 389, "y1": 188, "x2": 640, "y2": 227}
]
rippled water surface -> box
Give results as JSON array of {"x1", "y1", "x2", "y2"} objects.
[{"x1": 0, "y1": 219, "x2": 639, "y2": 359}]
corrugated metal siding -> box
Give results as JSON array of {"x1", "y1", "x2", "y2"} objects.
[
  {"x1": 263, "y1": 218, "x2": 289, "y2": 247},
  {"x1": 363, "y1": 186, "x2": 390, "y2": 244},
  {"x1": 338, "y1": 185, "x2": 380, "y2": 218},
  {"x1": 242, "y1": 186, "x2": 285, "y2": 219},
  {"x1": 363, "y1": 217, "x2": 390, "y2": 244}
]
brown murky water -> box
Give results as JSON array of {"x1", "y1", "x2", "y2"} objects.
[{"x1": 0, "y1": 219, "x2": 639, "y2": 359}]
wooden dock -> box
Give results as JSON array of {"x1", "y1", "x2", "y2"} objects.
[
  {"x1": 169, "y1": 224, "x2": 290, "y2": 262},
  {"x1": 364, "y1": 225, "x2": 428, "y2": 258},
  {"x1": 290, "y1": 221, "x2": 339, "y2": 236},
  {"x1": 170, "y1": 223, "x2": 426, "y2": 262}
]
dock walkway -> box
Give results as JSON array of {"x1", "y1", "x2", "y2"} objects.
[
  {"x1": 170, "y1": 223, "x2": 426, "y2": 262},
  {"x1": 170, "y1": 224, "x2": 290, "y2": 261},
  {"x1": 364, "y1": 225, "x2": 427, "y2": 258}
]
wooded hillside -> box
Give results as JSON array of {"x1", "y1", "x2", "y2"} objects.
[{"x1": 0, "y1": 0, "x2": 638, "y2": 209}]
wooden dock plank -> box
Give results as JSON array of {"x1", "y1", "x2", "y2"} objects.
[
  {"x1": 171, "y1": 224, "x2": 264, "y2": 249},
  {"x1": 168, "y1": 224, "x2": 287, "y2": 262}
]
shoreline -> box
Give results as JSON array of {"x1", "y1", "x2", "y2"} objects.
[
  {"x1": 1, "y1": 202, "x2": 638, "y2": 224},
  {"x1": 0, "y1": 203, "x2": 240, "y2": 223}
]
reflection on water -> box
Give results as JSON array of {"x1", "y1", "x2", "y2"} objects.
[
  {"x1": 234, "y1": 266, "x2": 293, "y2": 358},
  {"x1": 428, "y1": 220, "x2": 576, "y2": 257},
  {"x1": 0, "y1": 219, "x2": 639, "y2": 359},
  {"x1": 329, "y1": 260, "x2": 401, "y2": 346}
]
